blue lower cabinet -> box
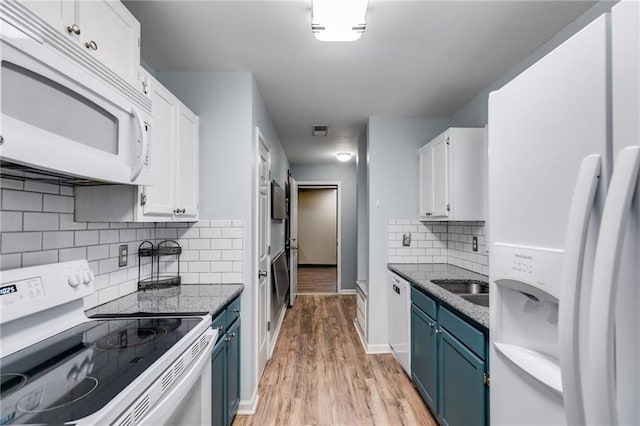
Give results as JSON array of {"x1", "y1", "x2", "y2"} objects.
[
  {"x1": 410, "y1": 286, "x2": 488, "y2": 426},
  {"x1": 411, "y1": 304, "x2": 438, "y2": 414},
  {"x1": 210, "y1": 295, "x2": 241, "y2": 426},
  {"x1": 211, "y1": 337, "x2": 227, "y2": 426},
  {"x1": 226, "y1": 318, "x2": 241, "y2": 422},
  {"x1": 438, "y1": 329, "x2": 486, "y2": 426}
]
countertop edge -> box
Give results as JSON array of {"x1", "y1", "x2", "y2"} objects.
[{"x1": 387, "y1": 264, "x2": 489, "y2": 330}]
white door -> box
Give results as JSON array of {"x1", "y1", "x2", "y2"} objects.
[
  {"x1": 256, "y1": 131, "x2": 270, "y2": 379},
  {"x1": 419, "y1": 145, "x2": 433, "y2": 218},
  {"x1": 289, "y1": 178, "x2": 298, "y2": 306}
]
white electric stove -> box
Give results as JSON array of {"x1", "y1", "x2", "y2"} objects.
[{"x1": 0, "y1": 260, "x2": 216, "y2": 425}]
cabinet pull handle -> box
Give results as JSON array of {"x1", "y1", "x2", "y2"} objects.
[
  {"x1": 427, "y1": 322, "x2": 435, "y2": 328},
  {"x1": 181, "y1": 208, "x2": 186, "y2": 214},
  {"x1": 217, "y1": 325, "x2": 224, "y2": 332},
  {"x1": 66, "y1": 24, "x2": 81, "y2": 35},
  {"x1": 85, "y1": 40, "x2": 98, "y2": 51},
  {"x1": 435, "y1": 328, "x2": 442, "y2": 334},
  {"x1": 225, "y1": 336, "x2": 231, "y2": 342},
  {"x1": 230, "y1": 332, "x2": 236, "y2": 338},
  {"x1": 233, "y1": 308, "x2": 240, "y2": 313}
]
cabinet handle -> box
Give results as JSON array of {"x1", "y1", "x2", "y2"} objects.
[
  {"x1": 230, "y1": 332, "x2": 236, "y2": 338},
  {"x1": 181, "y1": 208, "x2": 186, "y2": 214},
  {"x1": 217, "y1": 325, "x2": 224, "y2": 332},
  {"x1": 225, "y1": 336, "x2": 231, "y2": 342},
  {"x1": 233, "y1": 308, "x2": 240, "y2": 313},
  {"x1": 435, "y1": 328, "x2": 442, "y2": 334},
  {"x1": 66, "y1": 24, "x2": 81, "y2": 35},
  {"x1": 84, "y1": 40, "x2": 98, "y2": 51},
  {"x1": 427, "y1": 322, "x2": 435, "y2": 328}
]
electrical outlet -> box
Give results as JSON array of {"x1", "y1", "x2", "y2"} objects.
[
  {"x1": 472, "y1": 236, "x2": 478, "y2": 252},
  {"x1": 119, "y1": 244, "x2": 128, "y2": 267},
  {"x1": 402, "y1": 233, "x2": 411, "y2": 247}
]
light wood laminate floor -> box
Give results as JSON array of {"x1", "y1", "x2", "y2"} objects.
[
  {"x1": 233, "y1": 295, "x2": 437, "y2": 426},
  {"x1": 297, "y1": 266, "x2": 337, "y2": 293}
]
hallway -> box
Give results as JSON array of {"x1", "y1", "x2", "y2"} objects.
[
  {"x1": 233, "y1": 295, "x2": 436, "y2": 425},
  {"x1": 297, "y1": 266, "x2": 337, "y2": 293}
]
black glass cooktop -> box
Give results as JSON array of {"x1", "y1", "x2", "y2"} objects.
[{"x1": 0, "y1": 317, "x2": 202, "y2": 425}]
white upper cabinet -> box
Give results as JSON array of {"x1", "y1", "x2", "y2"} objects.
[
  {"x1": 19, "y1": 0, "x2": 140, "y2": 84},
  {"x1": 419, "y1": 128, "x2": 487, "y2": 221},
  {"x1": 75, "y1": 70, "x2": 200, "y2": 222}
]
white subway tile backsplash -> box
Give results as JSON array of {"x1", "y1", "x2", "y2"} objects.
[
  {"x1": 43, "y1": 194, "x2": 73, "y2": 213},
  {"x1": 43, "y1": 231, "x2": 74, "y2": 249},
  {"x1": 1, "y1": 183, "x2": 245, "y2": 307},
  {"x1": 22, "y1": 250, "x2": 58, "y2": 267},
  {"x1": 75, "y1": 230, "x2": 99, "y2": 246},
  {"x1": 2, "y1": 232, "x2": 41, "y2": 253},
  {"x1": 1, "y1": 211, "x2": 22, "y2": 231},
  {"x1": 2, "y1": 190, "x2": 42, "y2": 211},
  {"x1": 59, "y1": 247, "x2": 86, "y2": 262}
]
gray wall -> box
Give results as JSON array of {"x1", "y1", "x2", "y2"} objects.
[
  {"x1": 290, "y1": 162, "x2": 357, "y2": 291},
  {"x1": 366, "y1": 117, "x2": 449, "y2": 347},
  {"x1": 449, "y1": 1, "x2": 616, "y2": 127},
  {"x1": 158, "y1": 71, "x2": 289, "y2": 407},
  {"x1": 356, "y1": 131, "x2": 368, "y2": 282}
]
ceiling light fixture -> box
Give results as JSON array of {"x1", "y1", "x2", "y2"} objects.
[
  {"x1": 336, "y1": 152, "x2": 352, "y2": 162},
  {"x1": 311, "y1": 0, "x2": 368, "y2": 42}
]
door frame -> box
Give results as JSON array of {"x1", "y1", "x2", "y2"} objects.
[
  {"x1": 253, "y1": 127, "x2": 271, "y2": 385},
  {"x1": 296, "y1": 180, "x2": 342, "y2": 293}
]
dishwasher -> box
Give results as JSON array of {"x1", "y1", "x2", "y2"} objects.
[{"x1": 387, "y1": 270, "x2": 411, "y2": 375}]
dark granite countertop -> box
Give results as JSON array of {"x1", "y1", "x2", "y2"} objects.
[
  {"x1": 388, "y1": 263, "x2": 489, "y2": 329},
  {"x1": 86, "y1": 284, "x2": 244, "y2": 318}
]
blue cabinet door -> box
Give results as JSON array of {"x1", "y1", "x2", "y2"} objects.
[
  {"x1": 211, "y1": 336, "x2": 227, "y2": 426},
  {"x1": 411, "y1": 304, "x2": 438, "y2": 415},
  {"x1": 438, "y1": 328, "x2": 486, "y2": 426},
  {"x1": 226, "y1": 318, "x2": 241, "y2": 424}
]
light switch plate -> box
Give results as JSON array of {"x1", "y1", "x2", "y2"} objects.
[
  {"x1": 119, "y1": 244, "x2": 128, "y2": 267},
  {"x1": 472, "y1": 236, "x2": 478, "y2": 252},
  {"x1": 402, "y1": 233, "x2": 411, "y2": 247}
]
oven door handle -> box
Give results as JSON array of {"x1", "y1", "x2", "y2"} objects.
[{"x1": 130, "y1": 105, "x2": 148, "y2": 182}]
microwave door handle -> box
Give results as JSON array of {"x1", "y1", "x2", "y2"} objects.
[{"x1": 130, "y1": 106, "x2": 148, "y2": 182}]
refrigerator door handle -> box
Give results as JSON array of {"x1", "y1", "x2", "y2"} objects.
[
  {"x1": 585, "y1": 146, "x2": 640, "y2": 426},
  {"x1": 558, "y1": 154, "x2": 601, "y2": 426}
]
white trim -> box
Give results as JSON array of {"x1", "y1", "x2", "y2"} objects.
[
  {"x1": 353, "y1": 320, "x2": 368, "y2": 352},
  {"x1": 296, "y1": 180, "x2": 342, "y2": 293},
  {"x1": 340, "y1": 289, "x2": 357, "y2": 295},
  {"x1": 268, "y1": 305, "x2": 287, "y2": 358},
  {"x1": 237, "y1": 391, "x2": 260, "y2": 415},
  {"x1": 366, "y1": 343, "x2": 392, "y2": 354}
]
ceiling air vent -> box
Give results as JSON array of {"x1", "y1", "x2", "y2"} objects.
[{"x1": 312, "y1": 125, "x2": 329, "y2": 137}]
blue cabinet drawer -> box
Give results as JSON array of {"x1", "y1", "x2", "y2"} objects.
[
  {"x1": 411, "y1": 286, "x2": 437, "y2": 318},
  {"x1": 439, "y1": 306, "x2": 485, "y2": 360},
  {"x1": 227, "y1": 296, "x2": 241, "y2": 326}
]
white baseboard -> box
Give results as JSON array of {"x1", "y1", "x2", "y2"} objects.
[
  {"x1": 268, "y1": 305, "x2": 287, "y2": 358},
  {"x1": 366, "y1": 343, "x2": 392, "y2": 354},
  {"x1": 353, "y1": 320, "x2": 368, "y2": 352},
  {"x1": 237, "y1": 391, "x2": 259, "y2": 415},
  {"x1": 340, "y1": 289, "x2": 357, "y2": 295}
]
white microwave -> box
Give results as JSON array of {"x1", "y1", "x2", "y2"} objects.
[{"x1": 0, "y1": 20, "x2": 152, "y2": 185}]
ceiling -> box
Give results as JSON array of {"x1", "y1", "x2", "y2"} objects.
[{"x1": 124, "y1": 0, "x2": 596, "y2": 164}]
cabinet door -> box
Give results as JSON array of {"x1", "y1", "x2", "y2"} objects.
[
  {"x1": 211, "y1": 337, "x2": 227, "y2": 426},
  {"x1": 143, "y1": 79, "x2": 177, "y2": 217},
  {"x1": 21, "y1": 0, "x2": 76, "y2": 35},
  {"x1": 176, "y1": 106, "x2": 199, "y2": 219},
  {"x1": 419, "y1": 146, "x2": 433, "y2": 219},
  {"x1": 77, "y1": 0, "x2": 140, "y2": 82},
  {"x1": 226, "y1": 319, "x2": 241, "y2": 424},
  {"x1": 411, "y1": 304, "x2": 438, "y2": 414},
  {"x1": 439, "y1": 329, "x2": 487, "y2": 426},
  {"x1": 431, "y1": 135, "x2": 449, "y2": 218}
]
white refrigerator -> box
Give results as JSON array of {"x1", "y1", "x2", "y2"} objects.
[{"x1": 488, "y1": 1, "x2": 640, "y2": 425}]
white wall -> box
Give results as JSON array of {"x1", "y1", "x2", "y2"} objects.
[
  {"x1": 298, "y1": 188, "x2": 337, "y2": 265},
  {"x1": 290, "y1": 162, "x2": 357, "y2": 291},
  {"x1": 356, "y1": 131, "x2": 369, "y2": 282},
  {"x1": 366, "y1": 117, "x2": 449, "y2": 347}
]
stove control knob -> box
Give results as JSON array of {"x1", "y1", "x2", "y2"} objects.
[
  {"x1": 68, "y1": 274, "x2": 82, "y2": 287},
  {"x1": 82, "y1": 271, "x2": 94, "y2": 284}
]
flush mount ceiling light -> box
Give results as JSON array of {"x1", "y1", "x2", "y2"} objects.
[
  {"x1": 311, "y1": 0, "x2": 368, "y2": 42},
  {"x1": 312, "y1": 125, "x2": 329, "y2": 136},
  {"x1": 336, "y1": 152, "x2": 352, "y2": 162}
]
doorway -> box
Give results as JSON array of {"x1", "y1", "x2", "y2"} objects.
[{"x1": 295, "y1": 182, "x2": 341, "y2": 294}]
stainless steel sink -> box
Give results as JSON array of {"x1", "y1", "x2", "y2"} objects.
[
  {"x1": 460, "y1": 294, "x2": 489, "y2": 307},
  {"x1": 431, "y1": 279, "x2": 489, "y2": 295}
]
